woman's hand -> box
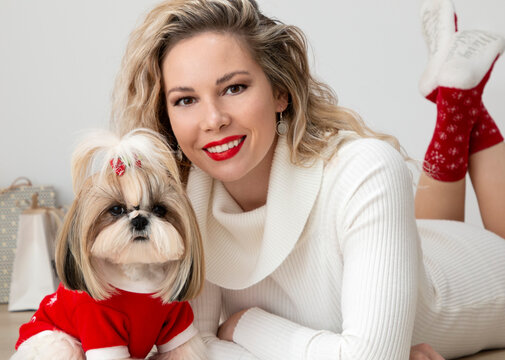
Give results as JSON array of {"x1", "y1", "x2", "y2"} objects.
[
  {"x1": 218, "y1": 311, "x2": 446, "y2": 360},
  {"x1": 218, "y1": 312, "x2": 446, "y2": 359},
  {"x1": 217, "y1": 309, "x2": 250, "y2": 342},
  {"x1": 410, "y1": 343, "x2": 445, "y2": 360}
]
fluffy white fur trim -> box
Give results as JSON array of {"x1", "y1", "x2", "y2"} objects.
[
  {"x1": 148, "y1": 334, "x2": 207, "y2": 360},
  {"x1": 437, "y1": 31, "x2": 505, "y2": 90},
  {"x1": 86, "y1": 345, "x2": 130, "y2": 360},
  {"x1": 11, "y1": 330, "x2": 84, "y2": 360},
  {"x1": 419, "y1": 0, "x2": 505, "y2": 95},
  {"x1": 157, "y1": 324, "x2": 198, "y2": 353}
]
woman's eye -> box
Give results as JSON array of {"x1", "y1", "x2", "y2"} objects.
[
  {"x1": 109, "y1": 205, "x2": 126, "y2": 216},
  {"x1": 225, "y1": 84, "x2": 246, "y2": 95},
  {"x1": 152, "y1": 205, "x2": 167, "y2": 217},
  {"x1": 174, "y1": 97, "x2": 196, "y2": 106}
]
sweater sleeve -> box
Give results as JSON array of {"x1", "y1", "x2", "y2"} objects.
[
  {"x1": 190, "y1": 280, "x2": 260, "y2": 360},
  {"x1": 232, "y1": 139, "x2": 420, "y2": 360},
  {"x1": 157, "y1": 302, "x2": 198, "y2": 353},
  {"x1": 73, "y1": 302, "x2": 131, "y2": 359}
]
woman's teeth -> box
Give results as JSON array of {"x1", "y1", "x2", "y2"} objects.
[{"x1": 206, "y1": 138, "x2": 243, "y2": 153}]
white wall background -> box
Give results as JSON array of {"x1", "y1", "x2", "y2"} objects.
[{"x1": 1, "y1": 0, "x2": 504, "y2": 226}]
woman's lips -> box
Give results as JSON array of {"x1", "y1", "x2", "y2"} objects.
[{"x1": 203, "y1": 135, "x2": 246, "y2": 161}]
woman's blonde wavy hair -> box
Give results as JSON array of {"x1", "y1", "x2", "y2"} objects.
[{"x1": 111, "y1": 0, "x2": 401, "y2": 181}]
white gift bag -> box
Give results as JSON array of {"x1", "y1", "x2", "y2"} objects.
[
  {"x1": 0, "y1": 177, "x2": 57, "y2": 303},
  {"x1": 8, "y1": 206, "x2": 63, "y2": 311}
]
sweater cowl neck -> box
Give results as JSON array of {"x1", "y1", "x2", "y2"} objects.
[{"x1": 187, "y1": 135, "x2": 323, "y2": 290}]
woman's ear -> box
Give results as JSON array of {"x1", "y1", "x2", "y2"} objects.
[{"x1": 275, "y1": 90, "x2": 289, "y2": 113}]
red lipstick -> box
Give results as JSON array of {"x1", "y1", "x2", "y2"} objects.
[{"x1": 203, "y1": 135, "x2": 246, "y2": 161}]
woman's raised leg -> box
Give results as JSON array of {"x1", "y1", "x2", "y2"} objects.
[
  {"x1": 415, "y1": 0, "x2": 504, "y2": 225},
  {"x1": 415, "y1": 175, "x2": 465, "y2": 221},
  {"x1": 468, "y1": 142, "x2": 505, "y2": 238}
]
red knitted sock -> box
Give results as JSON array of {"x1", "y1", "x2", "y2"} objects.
[
  {"x1": 423, "y1": 60, "x2": 502, "y2": 181},
  {"x1": 419, "y1": 0, "x2": 504, "y2": 181},
  {"x1": 468, "y1": 103, "x2": 504, "y2": 155}
]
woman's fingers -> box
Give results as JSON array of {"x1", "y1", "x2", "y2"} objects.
[{"x1": 410, "y1": 343, "x2": 445, "y2": 360}]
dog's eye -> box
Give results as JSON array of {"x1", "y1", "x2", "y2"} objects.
[
  {"x1": 152, "y1": 205, "x2": 167, "y2": 217},
  {"x1": 109, "y1": 205, "x2": 126, "y2": 216}
]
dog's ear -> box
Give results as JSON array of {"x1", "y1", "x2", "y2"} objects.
[
  {"x1": 55, "y1": 183, "x2": 113, "y2": 300},
  {"x1": 55, "y1": 194, "x2": 88, "y2": 293},
  {"x1": 175, "y1": 199, "x2": 204, "y2": 301},
  {"x1": 158, "y1": 189, "x2": 205, "y2": 303}
]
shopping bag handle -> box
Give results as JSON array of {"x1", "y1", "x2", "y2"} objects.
[
  {"x1": 0, "y1": 177, "x2": 33, "y2": 195},
  {"x1": 11, "y1": 177, "x2": 32, "y2": 187}
]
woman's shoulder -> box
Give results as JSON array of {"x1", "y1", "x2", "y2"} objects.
[
  {"x1": 318, "y1": 132, "x2": 413, "y2": 204},
  {"x1": 324, "y1": 131, "x2": 407, "y2": 172}
]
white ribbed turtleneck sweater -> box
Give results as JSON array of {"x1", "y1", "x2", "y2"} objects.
[{"x1": 188, "y1": 134, "x2": 505, "y2": 360}]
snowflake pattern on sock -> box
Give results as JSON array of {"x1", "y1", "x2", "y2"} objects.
[
  {"x1": 424, "y1": 87, "x2": 475, "y2": 181},
  {"x1": 469, "y1": 105, "x2": 504, "y2": 154},
  {"x1": 424, "y1": 62, "x2": 503, "y2": 181}
]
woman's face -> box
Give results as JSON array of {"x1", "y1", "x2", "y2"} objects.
[{"x1": 162, "y1": 32, "x2": 287, "y2": 185}]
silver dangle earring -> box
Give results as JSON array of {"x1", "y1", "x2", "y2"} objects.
[{"x1": 276, "y1": 111, "x2": 288, "y2": 136}]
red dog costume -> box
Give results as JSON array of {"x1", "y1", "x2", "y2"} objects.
[{"x1": 16, "y1": 283, "x2": 196, "y2": 359}]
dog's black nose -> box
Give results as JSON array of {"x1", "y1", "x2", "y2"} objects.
[{"x1": 131, "y1": 215, "x2": 148, "y2": 231}]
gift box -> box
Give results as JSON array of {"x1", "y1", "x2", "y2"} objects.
[{"x1": 0, "y1": 178, "x2": 57, "y2": 303}]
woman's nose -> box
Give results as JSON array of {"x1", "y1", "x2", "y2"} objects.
[{"x1": 201, "y1": 101, "x2": 230, "y2": 132}]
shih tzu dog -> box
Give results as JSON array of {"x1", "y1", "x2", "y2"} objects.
[{"x1": 12, "y1": 129, "x2": 206, "y2": 360}]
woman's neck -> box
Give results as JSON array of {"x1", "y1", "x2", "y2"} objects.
[{"x1": 222, "y1": 138, "x2": 276, "y2": 212}]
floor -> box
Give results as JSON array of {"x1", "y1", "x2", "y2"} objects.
[
  {"x1": 1, "y1": 304, "x2": 33, "y2": 359},
  {"x1": 1, "y1": 304, "x2": 505, "y2": 359}
]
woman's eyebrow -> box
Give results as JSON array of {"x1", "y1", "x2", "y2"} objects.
[
  {"x1": 216, "y1": 71, "x2": 250, "y2": 85},
  {"x1": 166, "y1": 86, "x2": 194, "y2": 96},
  {"x1": 166, "y1": 71, "x2": 250, "y2": 96}
]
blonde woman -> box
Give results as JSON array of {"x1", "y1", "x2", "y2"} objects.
[{"x1": 112, "y1": 0, "x2": 505, "y2": 359}]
